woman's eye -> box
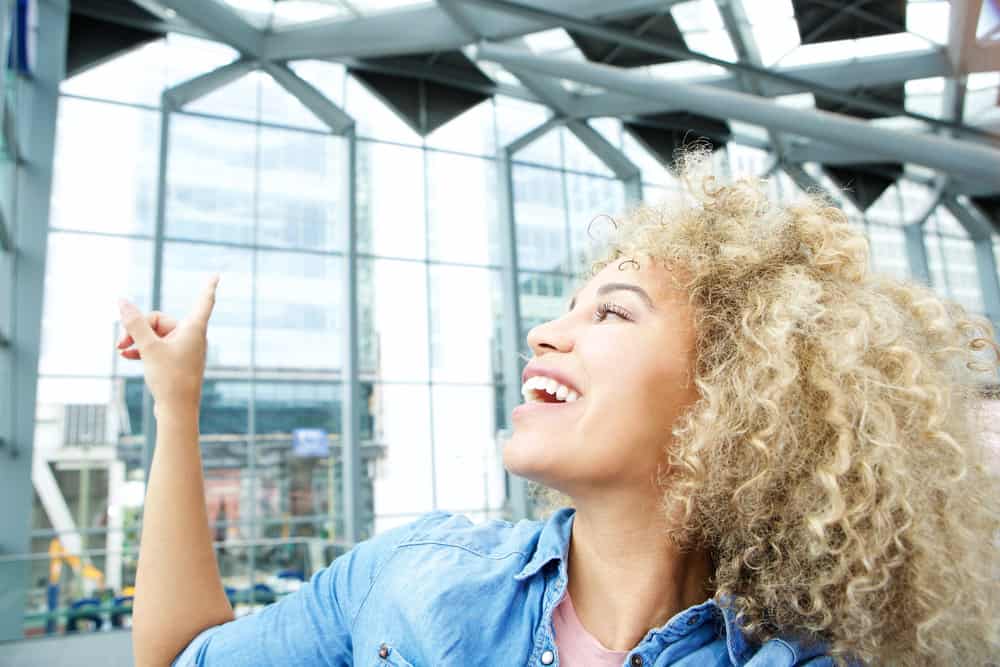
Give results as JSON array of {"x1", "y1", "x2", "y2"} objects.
[{"x1": 593, "y1": 303, "x2": 633, "y2": 322}]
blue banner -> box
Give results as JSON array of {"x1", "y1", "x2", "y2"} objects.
[{"x1": 292, "y1": 428, "x2": 329, "y2": 458}]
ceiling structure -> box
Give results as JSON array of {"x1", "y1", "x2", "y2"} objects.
[{"x1": 66, "y1": 0, "x2": 1000, "y2": 232}]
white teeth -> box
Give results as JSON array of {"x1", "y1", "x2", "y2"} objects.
[{"x1": 519, "y1": 375, "x2": 581, "y2": 403}]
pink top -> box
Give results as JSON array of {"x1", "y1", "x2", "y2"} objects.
[{"x1": 552, "y1": 590, "x2": 631, "y2": 666}]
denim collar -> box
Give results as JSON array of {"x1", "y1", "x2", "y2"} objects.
[{"x1": 511, "y1": 507, "x2": 827, "y2": 667}]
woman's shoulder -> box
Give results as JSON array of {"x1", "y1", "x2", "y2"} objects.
[{"x1": 386, "y1": 510, "x2": 544, "y2": 559}]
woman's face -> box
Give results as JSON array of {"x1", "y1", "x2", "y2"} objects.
[{"x1": 504, "y1": 257, "x2": 701, "y2": 497}]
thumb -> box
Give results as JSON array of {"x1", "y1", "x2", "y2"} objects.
[{"x1": 118, "y1": 299, "x2": 157, "y2": 348}]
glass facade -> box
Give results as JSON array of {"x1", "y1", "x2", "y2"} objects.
[{"x1": 12, "y1": 20, "x2": 1000, "y2": 641}]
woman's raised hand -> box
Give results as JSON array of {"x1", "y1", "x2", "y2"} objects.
[{"x1": 116, "y1": 274, "x2": 220, "y2": 414}]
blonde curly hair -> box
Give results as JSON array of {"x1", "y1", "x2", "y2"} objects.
[{"x1": 529, "y1": 148, "x2": 1000, "y2": 665}]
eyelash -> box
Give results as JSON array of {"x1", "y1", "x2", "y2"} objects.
[{"x1": 593, "y1": 302, "x2": 634, "y2": 323}]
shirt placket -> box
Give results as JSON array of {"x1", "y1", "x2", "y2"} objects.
[{"x1": 528, "y1": 564, "x2": 567, "y2": 666}]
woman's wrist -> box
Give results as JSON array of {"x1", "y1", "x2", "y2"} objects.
[{"x1": 153, "y1": 400, "x2": 200, "y2": 422}]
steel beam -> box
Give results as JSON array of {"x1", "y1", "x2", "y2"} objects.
[
  {"x1": 164, "y1": 58, "x2": 258, "y2": 109},
  {"x1": 341, "y1": 128, "x2": 363, "y2": 542},
  {"x1": 506, "y1": 115, "x2": 564, "y2": 154},
  {"x1": 565, "y1": 50, "x2": 951, "y2": 119},
  {"x1": 261, "y1": 62, "x2": 354, "y2": 134},
  {"x1": 473, "y1": 44, "x2": 1000, "y2": 189},
  {"x1": 0, "y1": 0, "x2": 68, "y2": 642},
  {"x1": 263, "y1": 0, "x2": 672, "y2": 61},
  {"x1": 462, "y1": 0, "x2": 989, "y2": 140},
  {"x1": 941, "y1": 196, "x2": 995, "y2": 241},
  {"x1": 499, "y1": 40, "x2": 639, "y2": 183},
  {"x1": 159, "y1": 0, "x2": 263, "y2": 57},
  {"x1": 497, "y1": 144, "x2": 528, "y2": 521},
  {"x1": 903, "y1": 223, "x2": 932, "y2": 287}
]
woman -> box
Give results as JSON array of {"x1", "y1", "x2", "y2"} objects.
[{"x1": 120, "y1": 150, "x2": 999, "y2": 666}]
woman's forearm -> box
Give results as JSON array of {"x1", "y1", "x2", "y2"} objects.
[{"x1": 132, "y1": 404, "x2": 234, "y2": 667}]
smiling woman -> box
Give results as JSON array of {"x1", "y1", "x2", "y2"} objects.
[
  {"x1": 125, "y1": 147, "x2": 998, "y2": 667},
  {"x1": 520, "y1": 147, "x2": 1000, "y2": 666}
]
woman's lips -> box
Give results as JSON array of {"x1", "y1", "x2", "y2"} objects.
[{"x1": 511, "y1": 398, "x2": 583, "y2": 420}]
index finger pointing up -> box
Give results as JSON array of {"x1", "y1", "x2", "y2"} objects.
[{"x1": 189, "y1": 273, "x2": 220, "y2": 327}]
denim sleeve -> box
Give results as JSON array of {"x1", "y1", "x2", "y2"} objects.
[{"x1": 170, "y1": 511, "x2": 451, "y2": 667}]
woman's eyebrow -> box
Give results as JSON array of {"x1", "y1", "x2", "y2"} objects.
[{"x1": 567, "y1": 283, "x2": 656, "y2": 312}]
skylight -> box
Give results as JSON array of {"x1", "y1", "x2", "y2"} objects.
[
  {"x1": 220, "y1": 0, "x2": 432, "y2": 28},
  {"x1": 671, "y1": 0, "x2": 737, "y2": 63}
]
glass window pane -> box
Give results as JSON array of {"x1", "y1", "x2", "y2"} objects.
[
  {"x1": 258, "y1": 72, "x2": 329, "y2": 131},
  {"x1": 426, "y1": 152, "x2": 499, "y2": 265},
  {"x1": 256, "y1": 251, "x2": 343, "y2": 371},
  {"x1": 40, "y1": 233, "x2": 153, "y2": 376},
  {"x1": 356, "y1": 141, "x2": 426, "y2": 259},
  {"x1": 494, "y1": 96, "x2": 549, "y2": 148},
  {"x1": 924, "y1": 232, "x2": 947, "y2": 291},
  {"x1": 257, "y1": 129, "x2": 347, "y2": 251},
  {"x1": 185, "y1": 72, "x2": 260, "y2": 122},
  {"x1": 432, "y1": 385, "x2": 504, "y2": 514},
  {"x1": 425, "y1": 100, "x2": 496, "y2": 156},
  {"x1": 623, "y1": 130, "x2": 676, "y2": 187},
  {"x1": 513, "y1": 165, "x2": 568, "y2": 272},
  {"x1": 60, "y1": 40, "x2": 167, "y2": 106},
  {"x1": 253, "y1": 381, "x2": 345, "y2": 540},
  {"x1": 162, "y1": 242, "x2": 254, "y2": 369},
  {"x1": 942, "y1": 236, "x2": 985, "y2": 314},
  {"x1": 288, "y1": 60, "x2": 347, "y2": 108},
  {"x1": 345, "y1": 76, "x2": 422, "y2": 146},
  {"x1": 518, "y1": 271, "x2": 573, "y2": 358},
  {"x1": 566, "y1": 173, "x2": 626, "y2": 276},
  {"x1": 50, "y1": 98, "x2": 160, "y2": 236},
  {"x1": 166, "y1": 33, "x2": 240, "y2": 90},
  {"x1": 561, "y1": 128, "x2": 612, "y2": 175},
  {"x1": 167, "y1": 115, "x2": 257, "y2": 244},
  {"x1": 370, "y1": 384, "x2": 434, "y2": 529},
  {"x1": 198, "y1": 381, "x2": 251, "y2": 565},
  {"x1": 429, "y1": 265, "x2": 503, "y2": 384},
  {"x1": 358, "y1": 259, "x2": 429, "y2": 382},
  {"x1": 514, "y1": 127, "x2": 562, "y2": 168},
  {"x1": 867, "y1": 224, "x2": 909, "y2": 281}
]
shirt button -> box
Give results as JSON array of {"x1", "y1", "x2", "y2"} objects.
[
  {"x1": 540, "y1": 649, "x2": 554, "y2": 665},
  {"x1": 378, "y1": 643, "x2": 390, "y2": 659},
  {"x1": 686, "y1": 614, "x2": 700, "y2": 626},
  {"x1": 630, "y1": 654, "x2": 643, "y2": 667}
]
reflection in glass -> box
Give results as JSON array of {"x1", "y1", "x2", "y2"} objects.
[
  {"x1": 255, "y1": 251, "x2": 343, "y2": 372},
  {"x1": 257, "y1": 130, "x2": 347, "y2": 251},
  {"x1": 513, "y1": 165, "x2": 567, "y2": 272},
  {"x1": 565, "y1": 173, "x2": 626, "y2": 276},
  {"x1": 431, "y1": 385, "x2": 505, "y2": 515},
  {"x1": 167, "y1": 115, "x2": 257, "y2": 245},
  {"x1": 358, "y1": 258, "x2": 429, "y2": 382},
  {"x1": 518, "y1": 271, "x2": 572, "y2": 358},
  {"x1": 429, "y1": 265, "x2": 503, "y2": 384},
  {"x1": 162, "y1": 242, "x2": 254, "y2": 369},
  {"x1": 356, "y1": 141, "x2": 426, "y2": 259},
  {"x1": 50, "y1": 98, "x2": 160, "y2": 236},
  {"x1": 425, "y1": 100, "x2": 497, "y2": 156},
  {"x1": 252, "y1": 382, "x2": 351, "y2": 544},
  {"x1": 426, "y1": 152, "x2": 500, "y2": 265},
  {"x1": 40, "y1": 233, "x2": 154, "y2": 377},
  {"x1": 867, "y1": 225, "x2": 909, "y2": 281},
  {"x1": 367, "y1": 384, "x2": 434, "y2": 532},
  {"x1": 561, "y1": 128, "x2": 613, "y2": 176}
]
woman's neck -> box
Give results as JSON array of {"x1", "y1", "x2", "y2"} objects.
[{"x1": 564, "y1": 496, "x2": 714, "y2": 652}]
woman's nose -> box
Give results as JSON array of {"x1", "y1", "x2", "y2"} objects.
[{"x1": 526, "y1": 318, "x2": 574, "y2": 356}]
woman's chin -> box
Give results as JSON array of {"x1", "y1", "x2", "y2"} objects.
[{"x1": 502, "y1": 432, "x2": 563, "y2": 481}]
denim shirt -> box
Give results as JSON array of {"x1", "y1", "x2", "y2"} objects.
[{"x1": 172, "y1": 508, "x2": 834, "y2": 666}]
